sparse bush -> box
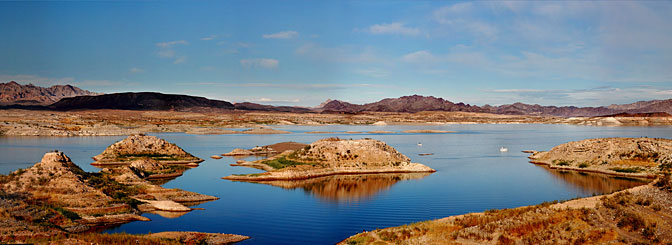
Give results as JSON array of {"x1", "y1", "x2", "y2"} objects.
[
  {"x1": 578, "y1": 162, "x2": 590, "y2": 168},
  {"x1": 617, "y1": 212, "x2": 645, "y2": 231},
  {"x1": 609, "y1": 167, "x2": 644, "y2": 173}
]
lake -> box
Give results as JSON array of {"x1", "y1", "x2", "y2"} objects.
[{"x1": 0, "y1": 124, "x2": 667, "y2": 244}]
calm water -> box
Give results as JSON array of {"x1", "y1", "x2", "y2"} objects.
[{"x1": 0, "y1": 124, "x2": 666, "y2": 244}]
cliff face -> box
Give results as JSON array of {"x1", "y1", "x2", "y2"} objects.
[{"x1": 0, "y1": 81, "x2": 98, "y2": 105}]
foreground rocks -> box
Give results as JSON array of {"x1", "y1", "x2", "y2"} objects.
[
  {"x1": 92, "y1": 134, "x2": 203, "y2": 165},
  {"x1": 341, "y1": 181, "x2": 672, "y2": 244},
  {"x1": 529, "y1": 137, "x2": 672, "y2": 178},
  {"x1": 0, "y1": 150, "x2": 228, "y2": 242},
  {"x1": 223, "y1": 138, "x2": 435, "y2": 181}
]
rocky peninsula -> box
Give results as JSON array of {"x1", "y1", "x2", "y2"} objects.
[
  {"x1": 0, "y1": 151, "x2": 240, "y2": 243},
  {"x1": 222, "y1": 141, "x2": 307, "y2": 156},
  {"x1": 92, "y1": 134, "x2": 203, "y2": 165},
  {"x1": 528, "y1": 137, "x2": 672, "y2": 178},
  {"x1": 223, "y1": 138, "x2": 435, "y2": 181}
]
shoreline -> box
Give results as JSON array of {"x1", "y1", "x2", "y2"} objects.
[{"x1": 529, "y1": 160, "x2": 657, "y2": 179}]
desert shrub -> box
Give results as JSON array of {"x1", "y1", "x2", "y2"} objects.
[
  {"x1": 578, "y1": 162, "x2": 590, "y2": 168},
  {"x1": 617, "y1": 212, "x2": 645, "y2": 231},
  {"x1": 553, "y1": 159, "x2": 573, "y2": 166},
  {"x1": 609, "y1": 167, "x2": 644, "y2": 173},
  {"x1": 52, "y1": 206, "x2": 81, "y2": 220}
]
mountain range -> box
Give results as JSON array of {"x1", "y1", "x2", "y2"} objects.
[
  {"x1": 0, "y1": 81, "x2": 98, "y2": 105},
  {"x1": 1, "y1": 81, "x2": 670, "y2": 117}
]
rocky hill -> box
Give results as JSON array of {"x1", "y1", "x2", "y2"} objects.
[
  {"x1": 49, "y1": 92, "x2": 235, "y2": 111},
  {"x1": 0, "y1": 81, "x2": 98, "y2": 106},
  {"x1": 92, "y1": 134, "x2": 203, "y2": 165},
  {"x1": 224, "y1": 138, "x2": 435, "y2": 180},
  {"x1": 319, "y1": 95, "x2": 484, "y2": 113},
  {"x1": 528, "y1": 137, "x2": 672, "y2": 178}
]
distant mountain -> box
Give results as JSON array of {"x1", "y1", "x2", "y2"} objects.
[
  {"x1": 233, "y1": 102, "x2": 312, "y2": 113},
  {"x1": 50, "y1": 92, "x2": 235, "y2": 111},
  {"x1": 0, "y1": 81, "x2": 99, "y2": 105},
  {"x1": 319, "y1": 95, "x2": 484, "y2": 113},
  {"x1": 317, "y1": 95, "x2": 672, "y2": 117}
]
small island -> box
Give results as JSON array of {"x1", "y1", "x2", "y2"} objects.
[
  {"x1": 92, "y1": 134, "x2": 203, "y2": 165},
  {"x1": 223, "y1": 137, "x2": 435, "y2": 181}
]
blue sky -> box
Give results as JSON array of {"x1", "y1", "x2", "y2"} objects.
[{"x1": 1, "y1": 1, "x2": 672, "y2": 107}]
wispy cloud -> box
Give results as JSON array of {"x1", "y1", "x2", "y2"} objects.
[
  {"x1": 129, "y1": 67, "x2": 144, "y2": 74},
  {"x1": 262, "y1": 31, "x2": 298, "y2": 39},
  {"x1": 367, "y1": 22, "x2": 420, "y2": 36},
  {"x1": 200, "y1": 35, "x2": 217, "y2": 41},
  {"x1": 156, "y1": 40, "x2": 188, "y2": 64},
  {"x1": 240, "y1": 58, "x2": 279, "y2": 69},
  {"x1": 156, "y1": 40, "x2": 188, "y2": 48},
  {"x1": 243, "y1": 97, "x2": 301, "y2": 104},
  {"x1": 487, "y1": 86, "x2": 672, "y2": 106}
]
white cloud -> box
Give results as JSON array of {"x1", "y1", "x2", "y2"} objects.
[
  {"x1": 173, "y1": 56, "x2": 187, "y2": 64},
  {"x1": 240, "y1": 58, "x2": 279, "y2": 69},
  {"x1": 129, "y1": 67, "x2": 144, "y2": 74},
  {"x1": 401, "y1": 50, "x2": 438, "y2": 63},
  {"x1": 245, "y1": 97, "x2": 301, "y2": 103},
  {"x1": 262, "y1": 31, "x2": 298, "y2": 39},
  {"x1": 200, "y1": 35, "x2": 217, "y2": 41},
  {"x1": 156, "y1": 40, "x2": 188, "y2": 48},
  {"x1": 367, "y1": 23, "x2": 420, "y2": 36}
]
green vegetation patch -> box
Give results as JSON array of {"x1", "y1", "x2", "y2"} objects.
[
  {"x1": 552, "y1": 159, "x2": 574, "y2": 166},
  {"x1": 115, "y1": 153, "x2": 187, "y2": 161},
  {"x1": 609, "y1": 167, "x2": 645, "y2": 173},
  {"x1": 261, "y1": 156, "x2": 315, "y2": 169},
  {"x1": 84, "y1": 172, "x2": 141, "y2": 207},
  {"x1": 578, "y1": 162, "x2": 590, "y2": 168}
]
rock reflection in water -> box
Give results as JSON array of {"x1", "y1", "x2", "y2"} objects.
[
  {"x1": 539, "y1": 166, "x2": 649, "y2": 194},
  {"x1": 234, "y1": 173, "x2": 432, "y2": 202}
]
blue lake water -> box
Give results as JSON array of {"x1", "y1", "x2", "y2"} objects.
[{"x1": 0, "y1": 124, "x2": 668, "y2": 244}]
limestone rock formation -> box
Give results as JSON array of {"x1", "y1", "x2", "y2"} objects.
[{"x1": 92, "y1": 134, "x2": 202, "y2": 165}]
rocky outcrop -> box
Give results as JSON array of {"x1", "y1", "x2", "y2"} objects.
[
  {"x1": 224, "y1": 138, "x2": 435, "y2": 181},
  {"x1": 529, "y1": 137, "x2": 672, "y2": 178},
  {"x1": 222, "y1": 142, "x2": 307, "y2": 156},
  {"x1": 92, "y1": 134, "x2": 203, "y2": 165},
  {"x1": 0, "y1": 150, "x2": 221, "y2": 241},
  {"x1": 0, "y1": 81, "x2": 98, "y2": 106}
]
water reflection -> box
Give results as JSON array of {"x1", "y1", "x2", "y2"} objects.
[
  {"x1": 538, "y1": 165, "x2": 649, "y2": 194},
  {"x1": 232, "y1": 173, "x2": 432, "y2": 202}
]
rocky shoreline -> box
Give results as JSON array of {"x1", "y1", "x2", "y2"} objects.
[{"x1": 2, "y1": 109, "x2": 671, "y2": 137}]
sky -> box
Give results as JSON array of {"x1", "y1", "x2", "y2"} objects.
[{"x1": 1, "y1": 1, "x2": 672, "y2": 107}]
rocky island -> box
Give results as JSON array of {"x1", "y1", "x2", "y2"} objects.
[
  {"x1": 223, "y1": 138, "x2": 435, "y2": 181},
  {"x1": 92, "y1": 134, "x2": 203, "y2": 165},
  {"x1": 528, "y1": 137, "x2": 672, "y2": 178},
  {"x1": 222, "y1": 141, "x2": 308, "y2": 156},
  {"x1": 0, "y1": 151, "x2": 246, "y2": 244}
]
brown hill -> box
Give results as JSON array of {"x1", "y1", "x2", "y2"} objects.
[{"x1": 0, "y1": 81, "x2": 98, "y2": 106}]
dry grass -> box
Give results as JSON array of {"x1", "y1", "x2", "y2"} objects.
[{"x1": 612, "y1": 159, "x2": 658, "y2": 167}]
